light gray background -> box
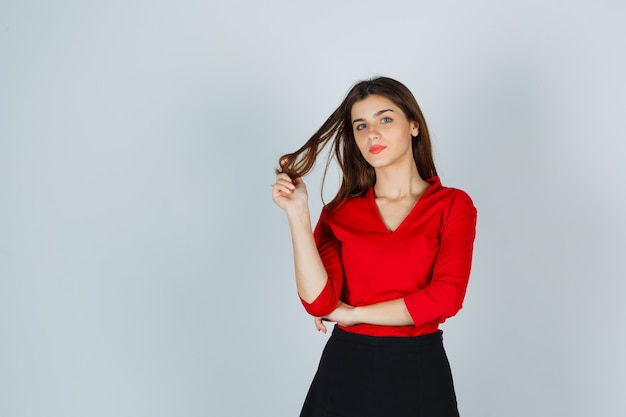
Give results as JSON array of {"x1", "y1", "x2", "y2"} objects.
[{"x1": 1, "y1": 1, "x2": 625, "y2": 416}]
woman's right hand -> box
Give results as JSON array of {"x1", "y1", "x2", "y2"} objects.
[
  {"x1": 314, "y1": 316, "x2": 328, "y2": 334},
  {"x1": 272, "y1": 172, "x2": 309, "y2": 215}
]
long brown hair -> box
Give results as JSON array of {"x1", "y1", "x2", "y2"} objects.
[{"x1": 277, "y1": 77, "x2": 437, "y2": 208}]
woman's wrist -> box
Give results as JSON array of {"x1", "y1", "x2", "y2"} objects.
[
  {"x1": 350, "y1": 305, "x2": 363, "y2": 326},
  {"x1": 286, "y1": 204, "x2": 312, "y2": 227}
]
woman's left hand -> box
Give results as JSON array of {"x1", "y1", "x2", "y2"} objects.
[{"x1": 313, "y1": 301, "x2": 358, "y2": 333}]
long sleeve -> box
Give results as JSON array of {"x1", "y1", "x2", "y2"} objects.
[
  {"x1": 403, "y1": 191, "x2": 477, "y2": 327},
  {"x1": 295, "y1": 177, "x2": 476, "y2": 337},
  {"x1": 299, "y1": 207, "x2": 344, "y2": 317}
]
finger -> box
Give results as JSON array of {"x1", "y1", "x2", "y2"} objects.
[
  {"x1": 275, "y1": 173, "x2": 295, "y2": 184},
  {"x1": 274, "y1": 176, "x2": 296, "y2": 191},
  {"x1": 277, "y1": 172, "x2": 305, "y2": 188},
  {"x1": 314, "y1": 317, "x2": 327, "y2": 334},
  {"x1": 272, "y1": 182, "x2": 291, "y2": 193},
  {"x1": 273, "y1": 177, "x2": 296, "y2": 191},
  {"x1": 272, "y1": 184, "x2": 296, "y2": 197},
  {"x1": 274, "y1": 179, "x2": 296, "y2": 191},
  {"x1": 314, "y1": 317, "x2": 322, "y2": 330}
]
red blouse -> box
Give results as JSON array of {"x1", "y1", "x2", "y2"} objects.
[{"x1": 300, "y1": 177, "x2": 477, "y2": 337}]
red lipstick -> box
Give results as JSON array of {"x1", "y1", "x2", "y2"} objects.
[{"x1": 369, "y1": 145, "x2": 387, "y2": 154}]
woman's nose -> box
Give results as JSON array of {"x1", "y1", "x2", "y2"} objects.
[{"x1": 367, "y1": 127, "x2": 380, "y2": 140}]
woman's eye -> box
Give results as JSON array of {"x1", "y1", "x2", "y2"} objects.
[
  {"x1": 381, "y1": 117, "x2": 392, "y2": 123},
  {"x1": 356, "y1": 123, "x2": 366, "y2": 130}
]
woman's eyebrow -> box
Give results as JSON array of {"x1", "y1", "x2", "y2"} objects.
[{"x1": 352, "y1": 109, "x2": 394, "y2": 124}]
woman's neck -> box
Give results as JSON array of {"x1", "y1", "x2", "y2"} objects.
[{"x1": 373, "y1": 163, "x2": 430, "y2": 199}]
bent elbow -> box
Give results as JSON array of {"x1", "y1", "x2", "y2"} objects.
[
  {"x1": 301, "y1": 298, "x2": 337, "y2": 317},
  {"x1": 440, "y1": 301, "x2": 464, "y2": 323}
]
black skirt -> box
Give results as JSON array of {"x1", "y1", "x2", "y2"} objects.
[{"x1": 300, "y1": 326, "x2": 459, "y2": 417}]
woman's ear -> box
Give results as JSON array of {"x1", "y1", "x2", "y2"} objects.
[{"x1": 411, "y1": 121, "x2": 419, "y2": 137}]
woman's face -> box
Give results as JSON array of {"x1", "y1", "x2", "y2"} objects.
[{"x1": 351, "y1": 95, "x2": 419, "y2": 170}]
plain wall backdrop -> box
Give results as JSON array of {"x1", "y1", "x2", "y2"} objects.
[{"x1": 1, "y1": 1, "x2": 625, "y2": 416}]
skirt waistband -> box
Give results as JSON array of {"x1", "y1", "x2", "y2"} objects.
[{"x1": 331, "y1": 325, "x2": 443, "y2": 348}]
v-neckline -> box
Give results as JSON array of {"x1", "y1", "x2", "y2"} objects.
[{"x1": 368, "y1": 177, "x2": 438, "y2": 233}]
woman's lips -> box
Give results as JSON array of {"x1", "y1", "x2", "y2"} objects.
[{"x1": 369, "y1": 145, "x2": 387, "y2": 154}]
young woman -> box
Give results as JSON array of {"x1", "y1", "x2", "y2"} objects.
[{"x1": 272, "y1": 77, "x2": 477, "y2": 417}]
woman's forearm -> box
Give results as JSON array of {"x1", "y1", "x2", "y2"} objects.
[
  {"x1": 287, "y1": 207, "x2": 328, "y2": 303},
  {"x1": 323, "y1": 299, "x2": 414, "y2": 327},
  {"x1": 352, "y1": 298, "x2": 414, "y2": 326}
]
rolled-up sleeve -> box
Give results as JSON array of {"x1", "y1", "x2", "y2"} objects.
[{"x1": 403, "y1": 191, "x2": 477, "y2": 326}]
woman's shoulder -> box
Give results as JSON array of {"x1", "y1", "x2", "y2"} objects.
[{"x1": 428, "y1": 178, "x2": 476, "y2": 212}]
